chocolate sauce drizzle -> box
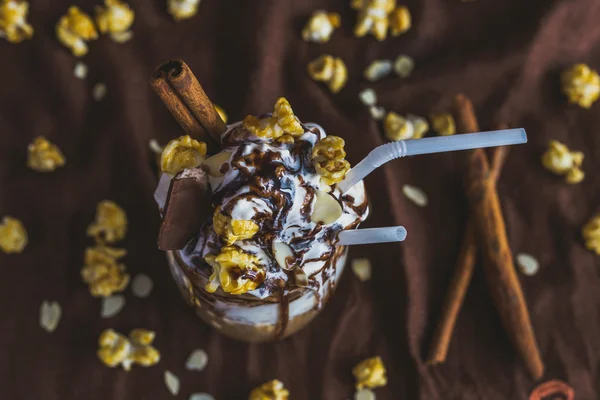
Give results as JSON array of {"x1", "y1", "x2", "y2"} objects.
[{"x1": 178, "y1": 122, "x2": 369, "y2": 339}]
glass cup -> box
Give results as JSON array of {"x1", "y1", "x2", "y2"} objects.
[{"x1": 166, "y1": 244, "x2": 348, "y2": 343}]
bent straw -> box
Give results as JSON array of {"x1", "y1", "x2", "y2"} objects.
[
  {"x1": 337, "y1": 129, "x2": 527, "y2": 193},
  {"x1": 338, "y1": 226, "x2": 407, "y2": 245}
]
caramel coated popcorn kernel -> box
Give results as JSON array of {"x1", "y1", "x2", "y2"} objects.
[
  {"x1": 353, "y1": 356, "x2": 388, "y2": 390},
  {"x1": 353, "y1": 0, "x2": 396, "y2": 41},
  {"x1": 27, "y1": 136, "x2": 66, "y2": 172},
  {"x1": 430, "y1": 113, "x2": 456, "y2": 136},
  {"x1": 384, "y1": 112, "x2": 428, "y2": 141},
  {"x1": 393, "y1": 54, "x2": 414, "y2": 78},
  {"x1": 204, "y1": 246, "x2": 266, "y2": 295},
  {"x1": 98, "y1": 328, "x2": 160, "y2": 370},
  {"x1": 389, "y1": 5, "x2": 411, "y2": 36},
  {"x1": 0, "y1": 0, "x2": 34, "y2": 43},
  {"x1": 243, "y1": 97, "x2": 303, "y2": 140},
  {"x1": 364, "y1": 59, "x2": 393, "y2": 82},
  {"x1": 582, "y1": 214, "x2": 600, "y2": 255},
  {"x1": 249, "y1": 379, "x2": 290, "y2": 400},
  {"x1": 87, "y1": 200, "x2": 128, "y2": 243},
  {"x1": 0, "y1": 216, "x2": 27, "y2": 254},
  {"x1": 82, "y1": 244, "x2": 130, "y2": 297},
  {"x1": 95, "y1": 0, "x2": 135, "y2": 43},
  {"x1": 160, "y1": 135, "x2": 207, "y2": 175},
  {"x1": 213, "y1": 206, "x2": 259, "y2": 245},
  {"x1": 56, "y1": 6, "x2": 98, "y2": 57},
  {"x1": 168, "y1": 0, "x2": 200, "y2": 21},
  {"x1": 561, "y1": 63, "x2": 600, "y2": 109},
  {"x1": 302, "y1": 10, "x2": 340, "y2": 43},
  {"x1": 307, "y1": 54, "x2": 348, "y2": 93},
  {"x1": 312, "y1": 136, "x2": 351, "y2": 185},
  {"x1": 541, "y1": 140, "x2": 584, "y2": 184}
]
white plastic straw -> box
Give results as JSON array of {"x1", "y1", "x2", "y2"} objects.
[
  {"x1": 338, "y1": 226, "x2": 407, "y2": 245},
  {"x1": 338, "y1": 128, "x2": 527, "y2": 193}
]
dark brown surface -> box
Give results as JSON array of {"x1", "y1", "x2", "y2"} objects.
[{"x1": 1, "y1": 0, "x2": 599, "y2": 399}]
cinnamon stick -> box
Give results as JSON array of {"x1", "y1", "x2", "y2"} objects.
[
  {"x1": 465, "y1": 118, "x2": 544, "y2": 380},
  {"x1": 426, "y1": 96, "x2": 509, "y2": 365},
  {"x1": 151, "y1": 60, "x2": 226, "y2": 148}
]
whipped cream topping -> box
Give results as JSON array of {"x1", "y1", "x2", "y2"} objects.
[{"x1": 168, "y1": 120, "x2": 369, "y2": 299}]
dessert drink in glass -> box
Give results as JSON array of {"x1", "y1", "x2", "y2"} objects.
[
  {"x1": 155, "y1": 96, "x2": 368, "y2": 342},
  {"x1": 151, "y1": 60, "x2": 527, "y2": 343}
]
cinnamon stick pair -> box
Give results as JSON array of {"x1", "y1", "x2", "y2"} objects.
[
  {"x1": 427, "y1": 98, "x2": 509, "y2": 365},
  {"x1": 151, "y1": 60, "x2": 226, "y2": 150},
  {"x1": 151, "y1": 60, "x2": 226, "y2": 250},
  {"x1": 427, "y1": 94, "x2": 544, "y2": 381}
]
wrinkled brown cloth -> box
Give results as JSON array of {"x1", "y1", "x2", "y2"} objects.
[{"x1": 1, "y1": 0, "x2": 600, "y2": 399}]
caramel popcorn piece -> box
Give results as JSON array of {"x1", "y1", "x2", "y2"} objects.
[
  {"x1": 243, "y1": 97, "x2": 304, "y2": 140},
  {"x1": 249, "y1": 379, "x2": 290, "y2": 400},
  {"x1": 307, "y1": 54, "x2": 348, "y2": 93},
  {"x1": 56, "y1": 6, "x2": 98, "y2": 57},
  {"x1": 541, "y1": 140, "x2": 584, "y2": 184},
  {"x1": 430, "y1": 113, "x2": 456, "y2": 136},
  {"x1": 0, "y1": 0, "x2": 33, "y2": 43},
  {"x1": 353, "y1": 0, "x2": 396, "y2": 41},
  {"x1": 0, "y1": 216, "x2": 27, "y2": 254},
  {"x1": 81, "y1": 244, "x2": 130, "y2": 297},
  {"x1": 213, "y1": 206, "x2": 259, "y2": 245},
  {"x1": 384, "y1": 112, "x2": 428, "y2": 141},
  {"x1": 364, "y1": 59, "x2": 393, "y2": 82},
  {"x1": 302, "y1": 10, "x2": 341, "y2": 43},
  {"x1": 582, "y1": 214, "x2": 600, "y2": 255},
  {"x1": 87, "y1": 200, "x2": 128, "y2": 243},
  {"x1": 204, "y1": 246, "x2": 266, "y2": 295},
  {"x1": 168, "y1": 0, "x2": 200, "y2": 21},
  {"x1": 389, "y1": 5, "x2": 411, "y2": 36},
  {"x1": 352, "y1": 356, "x2": 388, "y2": 390},
  {"x1": 27, "y1": 136, "x2": 66, "y2": 172},
  {"x1": 95, "y1": 0, "x2": 135, "y2": 43},
  {"x1": 97, "y1": 328, "x2": 160, "y2": 370},
  {"x1": 160, "y1": 135, "x2": 207, "y2": 174},
  {"x1": 214, "y1": 104, "x2": 228, "y2": 124},
  {"x1": 311, "y1": 136, "x2": 351, "y2": 185},
  {"x1": 561, "y1": 63, "x2": 600, "y2": 109}
]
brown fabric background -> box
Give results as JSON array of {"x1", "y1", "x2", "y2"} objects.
[{"x1": 1, "y1": 0, "x2": 600, "y2": 399}]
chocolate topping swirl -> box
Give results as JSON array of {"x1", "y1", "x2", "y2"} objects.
[{"x1": 174, "y1": 120, "x2": 369, "y2": 299}]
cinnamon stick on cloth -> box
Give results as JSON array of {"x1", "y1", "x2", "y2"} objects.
[
  {"x1": 151, "y1": 60, "x2": 226, "y2": 148},
  {"x1": 426, "y1": 142, "x2": 508, "y2": 365},
  {"x1": 426, "y1": 94, "x2": 510, "y2": 365},
  {"x1": 464, "y1": 118, "x2": 544, "y2": 378}
]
